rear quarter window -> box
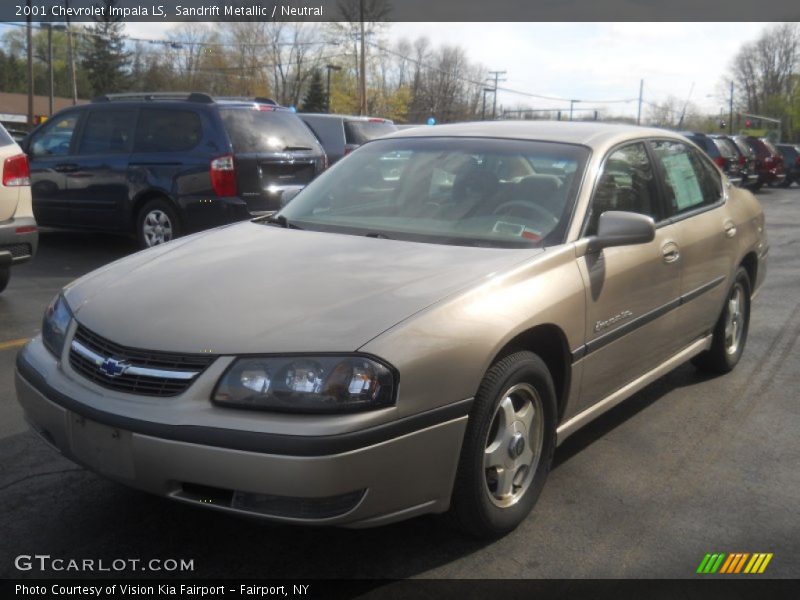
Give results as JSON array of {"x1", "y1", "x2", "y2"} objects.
[
  {"x1": 134, "y1": 108, "x2": 203, "y2": 152},
  {"x1": 220, "y1": 108, "x2": 320, "y2": 153},
  {"x1": 0, "y1": 124, "x2": 14, "y2": 147}
]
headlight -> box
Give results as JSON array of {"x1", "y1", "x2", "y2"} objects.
[
  {"x1": 42, "y1": 293, "x2": 73, "y2": 359},
  {"x1": 213, "y1": 356, "x2": 396, "y2": 413}
]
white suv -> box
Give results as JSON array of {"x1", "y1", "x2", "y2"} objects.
[{"x1": 0, "y1": 123, "x2": 37, "y2": 293}]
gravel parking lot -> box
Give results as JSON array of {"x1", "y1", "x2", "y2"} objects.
[{"x1": 1, "y1": 186, "x2": 798, "y2": 579}]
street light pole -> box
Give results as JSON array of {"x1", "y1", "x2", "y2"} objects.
[
  {"x1": 66, "y1": 0, "x2": 78, "y2": 105},
  {"x1": 729, "y1": 81, "x2": 734, "y2": 136},
  {"x1": 569, "y1": 99, "x2": 579, "y2": 121},
  {"x1": 26, "y1": 0, "x2": 34, "y2": 127}
]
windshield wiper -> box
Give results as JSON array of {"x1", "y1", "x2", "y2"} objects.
[
  {"x1": 364, "y1": 232, "x2": 393, "y2": 240},
  {"x1": 262, "y1": 214, "x2": 303, "y2": 230}
]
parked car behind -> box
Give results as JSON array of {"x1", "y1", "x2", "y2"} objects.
[
  {"x1": 730, "y1": 135, "x2": 759, "y2": 190},
  {"x1": 708, "y1": 134, "x2": 750, "y2": 186},
  {"x1": 680, "y1": 131, "x2": 744, "y2": 186},
  {"x1": 22, "y1": 93, "x2": 326, "y2": 248},
  {"x1": 298, "y1": 114, "x2": 397, "y2": 164},
  {"x1": 776, "y1": 143, "x2": 800, "y2": 187},
  {"x1": 16, "y1": 122, "x2": 767, "y2": 537},
  {"x1": 0, "y1": 123, "x2": 38, "y2": 293},
  {"x1": 734, "y1": 136, "x2": 786, "y2": 190}
]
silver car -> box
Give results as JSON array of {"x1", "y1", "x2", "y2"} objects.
[{"x1": 15, "y1": 122, "x2": 767, "y2": 537}]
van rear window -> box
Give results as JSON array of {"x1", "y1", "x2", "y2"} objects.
[
  {"x1": 344, "y1": 120, "x2": 397, "y2": 145},
  {"x1": 220, "y1": 108, "x2": 320, "y2": 153}
]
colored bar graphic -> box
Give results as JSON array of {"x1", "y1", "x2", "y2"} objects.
[{"x1": 698, "y1": 552, "x2": 773, "y2": 574}]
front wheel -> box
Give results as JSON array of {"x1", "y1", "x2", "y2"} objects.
[
  {"x1": 692, "y1": 267, "x2": 751, "y2": 374},
  {"x1": 0, "y1": 266, "x2": 9, "y2": 294},
  {"x1": 448, "y1": 351, "x2": 557, "y2": 538},
  {"x1": 136, "y1": 198, "x2": 181, "y2": 249}
]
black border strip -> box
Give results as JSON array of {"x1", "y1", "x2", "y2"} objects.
[
  {"x1": 571, "y1": 276, "x2": 725, "y2": 362},
  {"x1": 16, "y1": 352, "x2": 472, "y2": 457}
]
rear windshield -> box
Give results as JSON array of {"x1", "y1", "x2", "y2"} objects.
[
  {"x1": 0, "y1": 123, "x2": 14, "y2": 147},
  {"x1": 761, "y1": 139, "x2": 780, "y2": 155},
  {"x1": 733, "y1": 138, "x2": 754, "y2": 157},
  {"x1": 220, "y1": 108, "x2": 321, "y2": 153},
  {"x1": 344, "y1": 120, "x2": 397, "y2": 145},
  {"x1": 712, "y1": 138, "x2": 738, "y2": 158}
]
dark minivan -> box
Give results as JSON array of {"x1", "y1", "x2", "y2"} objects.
[
  {"x1": 22, "y1": 93, "x2": 326, "y2": 247},
  {"x1": 776, "y1": 143, "x2": 800, "y2": 187},
  {"x1": 298, "y1": 114, "x2": 397, "y2": 164}
]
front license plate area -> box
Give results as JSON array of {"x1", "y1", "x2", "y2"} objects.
[{"x1": 69, "y1": 413, "x2": 135, "y2": 480}]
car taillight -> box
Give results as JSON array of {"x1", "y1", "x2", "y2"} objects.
[
  {"x1": 2, "y1": 154, "x2": 30, "y2": 187},
  {"x1": 738, "y1": 155, "x2": 746, "y2": 166},
  {"x1": 763, "y1": 156, "x2": 774, "y2": 168},
  {"x1": 210, "y1": 154, "x2": 237, "y2": 197},
  {"x1": 713, "y1": 156, "x2": 726, "y2": 169}
]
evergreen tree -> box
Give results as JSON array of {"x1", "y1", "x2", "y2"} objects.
[
  {"x1": 301, "y1": 69, "x2": 327, "y2": 113},
  {"x1": 82, "y1": 0, "x2": 130, "y2": 96}
]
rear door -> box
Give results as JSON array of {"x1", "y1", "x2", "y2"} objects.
[
  {"x1": 219, "y1": 107, "x2": 325, "y2": 213},
  {"x1": 25, "y1": 111, "x2": 83, "y2": 226},
  {"x1": 650, "y1": 139, "x2": 732, "y2": 345},
  {"x1": 575, "y1": 141, "x2": 682, "y2": 412},
  {"x1": 69, "y1": 107, "x2": 136, "y2": 229}
]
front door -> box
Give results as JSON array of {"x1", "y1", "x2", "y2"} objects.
[
  {"x1": 576, "y1": 141, "x2": 682, "y2": 411},
  {"x1": 26, "y1": 111, "x2": 82, "y2": 226}
]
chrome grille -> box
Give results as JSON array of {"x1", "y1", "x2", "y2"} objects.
[{"x1": 68, "y1": 325, "x2": 215, "y2": 397}]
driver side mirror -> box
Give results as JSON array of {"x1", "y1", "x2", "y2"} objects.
[{"x1": 587, "y1": 211, "x2": 655, "y2": 253}]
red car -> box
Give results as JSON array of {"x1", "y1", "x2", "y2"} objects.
[{"x1": 736, "y1": 136, "x2": 786, "y2": 190}]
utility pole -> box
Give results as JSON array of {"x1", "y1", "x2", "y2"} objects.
[
  {"x1": 487, "y1": 70, "x2": 506, "y2": 120},
  {"x1": 66, "y1": 0, "x2": 78, "y2": 105},
  {"x1": 637, "y1": 79, "x2": 644, "y2": 125},
  {"x1": 482, "y1": 88, "x2": 493, "y2": 120},
  {"x1": 47, "y1": 23, "x2": 54, "y2": 116},
  {"x1": 26, "y1": 1, "x2": 34, "y2": 127},
  {"x1": 358, "y1": 0, "x2": 367, "y2": 115},
  {"x1": 569, "y1": 99, "x2": 579, "y2": 121},
  {"x1": 728, "y1": 81, "x2": 734, "y2": 136},
  {"x1": 325, "y1": 64, "x2": 341, "y2": 113}
]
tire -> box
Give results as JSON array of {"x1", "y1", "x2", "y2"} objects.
[
  {"x1": 0, "y1": 267, "x2": 9, "y2": 294},
  {"x1": 136, "y1": 198, "x2": 181, "y2": 249},
  {"x1": 747, "y1": 181, "x2": 762, "y2": 192},
  {"x1": 448, "y1": 351, "x2": 557, "y2": 538},
  {"x1": 692, "y1": 267, "x2": 751, "y2": 374}
]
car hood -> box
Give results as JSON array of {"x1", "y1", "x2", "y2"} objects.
[{"x1": 65, "y1": 222, "x2": 541, "y2": 355}]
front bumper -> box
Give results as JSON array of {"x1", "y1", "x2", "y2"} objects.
[
  {"x1": 0, "y1": 216, "x2": 38, "y2": 267},
  {"x1": 15, "y1": 337, "x2": 469, "y2": 527}
]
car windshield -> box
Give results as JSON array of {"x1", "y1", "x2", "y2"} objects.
[
  {"x1": 276, "y1": 137, "x2": 589, "y2": 248},
  {"x1": 220, "y1": 107, "x2": 321, "y2": 153}
]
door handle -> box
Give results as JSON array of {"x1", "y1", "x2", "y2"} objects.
[
  {"x1": 661, "y1": 242, "x2": 680, "y2": 264},
  {"x1": 54, "y1": 163, "x2": 79, "y2": 173},
  {"x1": 724, "y1": 221, "x2": 737, "y2": 238}
]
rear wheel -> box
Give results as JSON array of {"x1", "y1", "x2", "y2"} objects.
[
  {"x1": 692, "y1": 267, "x2": 751, "y2": 374},
  {"x1": 0, "y1": 267, "x2": 9, "y2": 294},
  {"x1": 448, "y1": 351, "x2": 557, "y2": 538},
  {"x1": 136, "y1": 198, "x2": 181, "y2": 249}
]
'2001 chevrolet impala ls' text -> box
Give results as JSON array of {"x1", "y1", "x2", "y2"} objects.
[{"x1": 15, "y1": 122, "x2": 767, "y2": 537}]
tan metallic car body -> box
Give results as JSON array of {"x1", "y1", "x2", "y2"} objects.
[
  {"x1": 0, "y1": 123, "x2": 38, "y2": 293},
  {"x1": 15, "y1": 122, "x2": 766, "y2": 536}
]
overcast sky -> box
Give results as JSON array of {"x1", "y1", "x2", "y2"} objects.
[{"x1": 125, "y1": 22, "x2": 771, "y2": 118}]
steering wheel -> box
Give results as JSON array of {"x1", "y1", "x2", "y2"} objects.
[{"x1": 492, "y1": 200, "x2": 559, "y2": 228}]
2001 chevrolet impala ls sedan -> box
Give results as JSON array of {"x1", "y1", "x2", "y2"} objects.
[{"x1": 15, "y1": 122, "x2": 767, "y2": 537}]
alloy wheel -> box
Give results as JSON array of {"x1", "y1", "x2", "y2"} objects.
[{"x1": 142, "y1": 209, "x2": 174, "y2": 247}]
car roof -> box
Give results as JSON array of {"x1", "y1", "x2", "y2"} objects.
[
  {"x1": 385, "y1": 120, "x2": 689, "y2": 148},
  {"x1": 300, "y1": 113, "x2": 393, "y2": 123}
]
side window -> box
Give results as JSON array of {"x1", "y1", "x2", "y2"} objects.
[
  {"x1": 651, "y1": 140, "x2": 721, "y2": 216},
  {"x1": 585, "y1": 142, "x2": 659, "y2": 236},
  {"x1": 134, "y1": 109, "x2": 203, "y2": 153},
  {"x1": 78, "y1": 109, "x2": 135, "y2": 155},
  {"x1": 30, "y1": 113, "x2": 80, "y2": 157}
]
